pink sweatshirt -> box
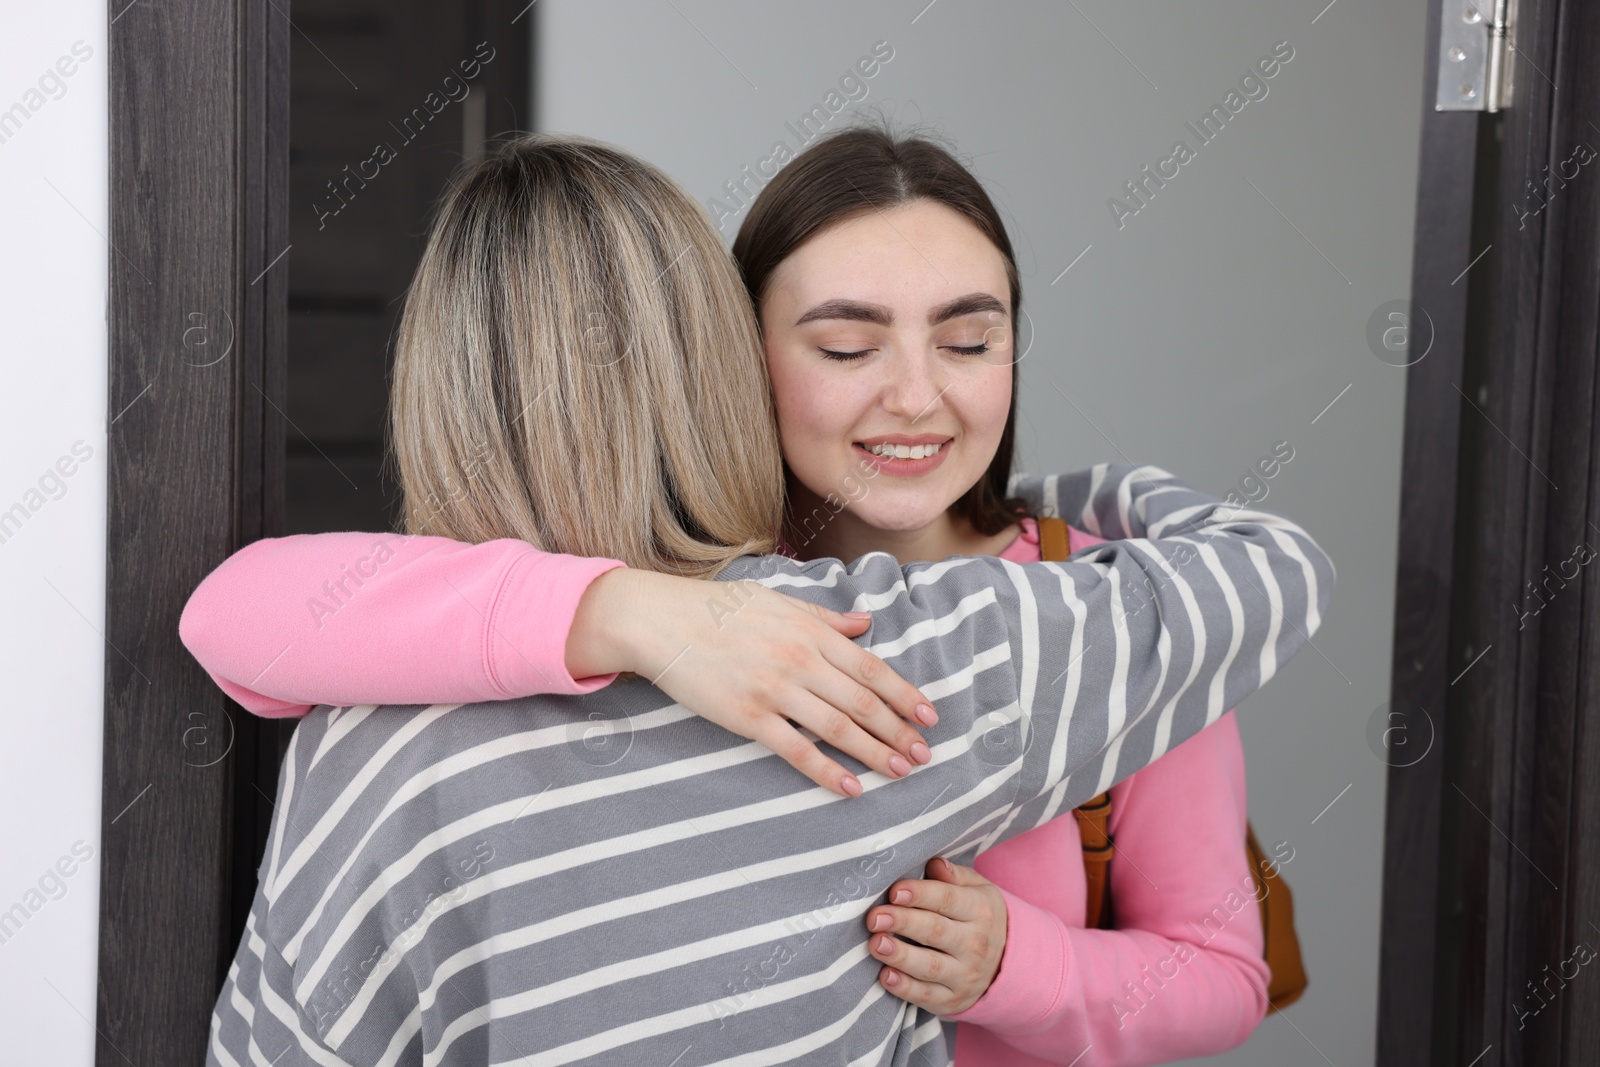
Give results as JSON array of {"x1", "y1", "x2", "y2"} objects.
[{"x1": 178, "y1": 522, "x2": 1267, "y2": 1066}]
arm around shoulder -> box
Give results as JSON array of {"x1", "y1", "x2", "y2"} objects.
[{"x1": 178, "y1": 531, "x2": 626, "y2": 714}]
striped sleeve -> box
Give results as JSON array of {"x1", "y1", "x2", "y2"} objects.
[{"x1": 774, "y1": 462, "x2": 1334, "y2": 821}]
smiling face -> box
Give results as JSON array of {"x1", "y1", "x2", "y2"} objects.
[{"x1": 761, "y1": 199, "x2": 1018, "y2": 562}]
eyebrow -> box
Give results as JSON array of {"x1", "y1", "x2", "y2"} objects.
[
  {"x1": 792, "y1": 292, "x2": 1008, "y2": 329},
  {"x1": 928, "y1": 292, "x2": 1007, "y2": 325},
  {"x1": 793, "y1": 299, "x2": 893, "y2": 327}
]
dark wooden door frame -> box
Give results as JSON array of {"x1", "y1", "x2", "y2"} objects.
[
  {"x1": 1377, "y1": 0, "x2": 1600, "y2": 1064},
  {"x1": 99, "y1": 0, "x2": 287, "y2": 1063},
  {"x1": 98, "y1": 2, "x2": 533, "y2": 1062}
]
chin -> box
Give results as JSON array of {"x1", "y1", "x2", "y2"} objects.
[{"x1": 853, "y1": 495, "x2": 953, "y2": 534}]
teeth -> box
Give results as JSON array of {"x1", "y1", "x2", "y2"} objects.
[{"x1": 867, "y1": 442, "x2": 943, "y2": 459}]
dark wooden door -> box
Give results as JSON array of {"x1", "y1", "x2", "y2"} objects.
[{"x1": 1377, "y1": 0, "x2": 1600, "y2": 1064}]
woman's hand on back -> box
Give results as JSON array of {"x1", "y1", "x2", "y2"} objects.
[{"x1": 566, "y1": 568, "x2": 938, "y2": 797}]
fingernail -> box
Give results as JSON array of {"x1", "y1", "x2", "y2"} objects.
[
  {"x1": 910, "y1": 741, "x2": 932, "y2": 765},
  {"x1": 892, "y1": 889, "x2": 911, "y2": 905},
  {"x1": 844, "y1": 611, "x2": 872, "y2": 620},
  {"x1": 916, "y1": 704, "x2": 938, "y2": 726},
  {"x1": 841, "y1": 775, "x2": 863, "y2": 797},
  {"x1": 875, "y1": 935, "x2": 895, "y2": 955},
  {"x1": 883, "y1": 967, "x2": 900, "y2": 986},
  {"x1": 889, "y1": 755, "x2": 911, "y2": 778},
  {"x1": 870, "y1": 913, "x2": 891, "y2": 931}
]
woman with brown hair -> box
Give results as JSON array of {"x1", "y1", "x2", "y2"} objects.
[{"x1": 196, "y1": 132, "x2": 1328, "y2": 1066}]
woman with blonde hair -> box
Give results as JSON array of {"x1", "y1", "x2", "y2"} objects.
[{"x1": 201, "y1": 133, "x2": 1329, "y2": 1067}]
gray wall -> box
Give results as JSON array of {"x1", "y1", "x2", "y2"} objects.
[{"x1": 538, "y1": 2, "x2": 1424, "y2": 1063}]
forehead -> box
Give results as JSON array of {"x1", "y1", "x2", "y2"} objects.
[{"x1": 767, "y1": 200, "x2": 1010, "y2": 312}]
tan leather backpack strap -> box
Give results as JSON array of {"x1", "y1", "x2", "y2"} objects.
[
  {"x1": 1246, "y1": 823, "x2": 1309, "y2": 1013},
  {"x1": 1037, "y1": 515, "x2": 1072, "y2": 563},
  {"x1": 1042, "y1": 516, "x2": 1118, "y2": 928},
  {"x1": 1073, "y1": 792, "x2": 1115, "y2": 930}
]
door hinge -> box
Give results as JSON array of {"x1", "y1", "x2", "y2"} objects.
[{"x1": 1435, "y1": 0, "x2": 1515, "y2": 112}]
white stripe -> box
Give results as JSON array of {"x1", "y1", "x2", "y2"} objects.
[
  {"x1": 844, "y1": 998, "x2": 939, "y2": 1067},
  {"x1": 865, "y1": 588, "x2": 997, "y2": 658},
  {"x1": 309, "y1": 704, "x2": 377, "y2": 771},
  {"x1": 1093, "y1": 555, "x2": 1172, "y2": 796},
  {"x1": 1103, "y1": 566, "x2": 1131, "y2": 745},
  {"x1": 694, "y1": 981, "x2": 903, "y2": 1067},
  {"x1": 241, "y1": 919, "x2": 354, "y2": 1067},
  {"x1": 225, "y1": 947, "x2": 255, "y2": 1030},
  {"x1": 1267, "y1": 525, "x2": 1324, "y2": 634},
  {"x1": 263, "y1": 734, "x2": 301, "y2": 892},
  {"x1": 968, "y1": 559, "x2": 1044, "y2": 855},
  {"x1": 244, "y1": 1019, "x2": 287, "y2": 1067},
  {"x1": 210, "y1": 1034, "x2": 245, "y2": 1067},
  {"x1": 907, "y1": 1013, "x2": 949, "y2": 1060},
  {"x1": 1008, "y1": 563, "x2": 1043, "y2": 786},
  {"x1": 1190, "y1": 540, "x2": 1248, "y2": 722},
  {"x1": 228, "y1": 966, "x2": 259, "y2": 1030},
  {"x1": 1079, "y1": 464, "x2": 1108, "y2": 534},
  {"x1": 757, "y1": 560, "x2": 849, "y2": 592},
  {"x1": 272, "y1": 704, "x2": 460, "y2": 897},
  {"x1": 1127, "y1": 539, "x2": 1209, "y2": 755},
  {"x1": 850, "y1": 556, "x2": 984, "y2": 612},
  {"x1": 904, "y1": 556, "x2": 988, "y2": 591},
  {"x1": 1147, "y1": 501, "x2": 1212, "y2": 539},
  {"x1": 1036, "y1": 563, "x2": 1092, "y2": 823},
  {"x1": 1114, "y1": 467, "x2": 1137, "y2": 538},
  {"x1": 843, "y1": 1004, "x2": 906, "y2": 1067},
  {"x1": 208, "y1": 1008, "x2": 245, "y2": 1067},
  {"x1": 1036, "y1": 772, "x2": 1083, "y2": 829},
  {"x1": 458, "y1": 917, "x2": 878, "y2": 1066},
  {"x1": 1246, "y1": 540, "x2": 1285, "y2": 688}
]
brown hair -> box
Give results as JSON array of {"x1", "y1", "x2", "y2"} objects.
[
  {"x1": 731, "y1": 125, "x2": 1026, "y2": 536},
  {"x1": 390, "y1": 134, "x2": 784, "y2": 576}
]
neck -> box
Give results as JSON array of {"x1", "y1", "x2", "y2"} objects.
[{"x1": 785, "y1": 477, "x2": 1021, "y2": 565}]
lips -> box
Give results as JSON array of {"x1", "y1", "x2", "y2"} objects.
[{"x1": 853, "y1": 435, "x2": 954, "y2": 477}]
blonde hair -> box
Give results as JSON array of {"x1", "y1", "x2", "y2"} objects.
[{"x1": 390, "y1": 134, "x2": 783, "y2": 576}]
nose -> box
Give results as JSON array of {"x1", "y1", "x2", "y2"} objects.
[{"x1": 880, "y1": 347, "x2": 949, "y2": 425}]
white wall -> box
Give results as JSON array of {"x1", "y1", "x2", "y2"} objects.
[
  {"x1": 0, "y1": 1, "x2": 107, "y2": 1061},
  {"x1": 539, "y1": 2, "x2": 1423, "y2": 1064}
]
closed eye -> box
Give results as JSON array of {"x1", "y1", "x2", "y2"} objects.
[
  {"x1": 819, "y1": 347, "x2": 875, "y2": 362},
  {"x1": 944, "y1": 343, "x2": 991, "y2": 356}
]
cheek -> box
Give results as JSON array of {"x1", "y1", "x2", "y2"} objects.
[
  {"x1": 959, "y1": 364, "x2": 1014, "y2": 447},
  {"x1": 765, "y1": 342, "x2": 867, "y2": 500},
  {"x1": 766, "y1": 345, "x2": 831, "y2": 450}
]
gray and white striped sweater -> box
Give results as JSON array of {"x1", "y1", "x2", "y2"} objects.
[{"x1": 208, "y1": 464, "x2": 1333, "y2": 1067}]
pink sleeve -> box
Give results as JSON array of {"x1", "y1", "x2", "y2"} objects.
[
  {"x1": 178, "y1": 531, "x2": 626, "y2": 718},
  {"x1": 948, "y1": 713, "x2": 1269, "y2": 1066}
]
